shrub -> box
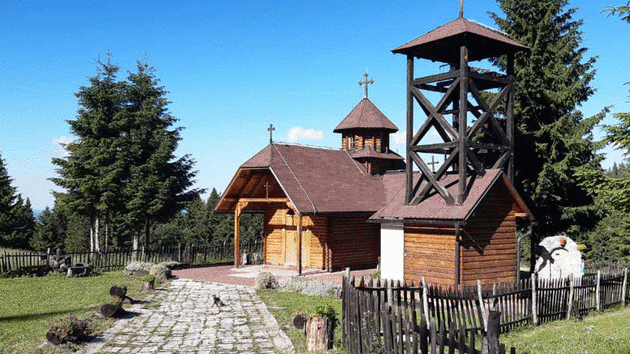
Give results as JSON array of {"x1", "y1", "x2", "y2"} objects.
[
  {"x1": 277, "y1": 277, "x2": 341, "y2": 298},
  {"x1": 312, "y1": 304, "x2": 339, "y2": 332},
  {"x1": 255, "y1": 272, "x2": 277, "y2": 289},
  {"x1": 47, "y1": 316, "x2": 93, "y2": 344}
]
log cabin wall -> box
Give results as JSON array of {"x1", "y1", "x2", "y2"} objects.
[
  {"x1": 329, "y1": 215, "x2": 379, "y2": 270},
  {"x1": 262, "y1": 204, "x2": 329, "y2": 269},
  {"x1": 404, "y1": 224, "x2": 456, "y2": 286},
  {"x1": 263, "y1": 204, "x2": 287, "y2": 265},
  {"x1": 460, "y1": 182, "x2": 518, "y2": 285}
]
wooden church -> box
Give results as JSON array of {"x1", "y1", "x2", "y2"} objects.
[
  {"x1": 215, "y1": 73, "x2": 405, "y2": 274},
  {"x1": 217, "y1": 13, "x2": 535, "y2": 286}
]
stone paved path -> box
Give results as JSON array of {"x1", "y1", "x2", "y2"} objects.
[{"x1": 81, "y1": 279, "x2": 294, "y2": 354}]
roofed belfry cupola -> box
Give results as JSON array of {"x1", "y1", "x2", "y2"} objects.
[
  {"x1": 392, "y1": 15, "x2": 528, "y2": 205},
  {"x1": 334, "y1": 71, "x2": 405, "y2": 175}
]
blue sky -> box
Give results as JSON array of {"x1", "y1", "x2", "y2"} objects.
[{"x1": 1, "y1": 0, "x2": 629, "y2": 211}]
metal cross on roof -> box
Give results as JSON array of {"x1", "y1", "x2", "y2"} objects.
[
  {"x1": 428, "y1": 155, "x2": 439, "y2": 173},
  {"x1": 267, "y1": 123, "x2": 275, "y2": 144},
  {"x1": 264, "y1": 182, "x2": 271, "y2": 198},
  {"x1": 358, "y1": 71, "x2": 374, "y2": 99},
  {"x1": 459, "y1": 0, "x2": 464, "y2": 18}
]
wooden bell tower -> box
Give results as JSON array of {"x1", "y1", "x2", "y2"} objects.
[{"x1": 392, "y1": 14, "x2": 528, "y2": 206}]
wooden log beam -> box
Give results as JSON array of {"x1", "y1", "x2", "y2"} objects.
[
  {"x1": 415, "y1": 147, "x2": 459, "y2": 203},
  {"x1": 458, "y1": 45, "x2": 469, "y2": 205},
  {"x1": 409, "y1": 152, "x2": 454, "y2": 205},
  {"x1": 412, "y1": 70, "x2": 459, "y2": 86},
  {"x1": 406, "y1": 55, "x2": 414, "y2": 204}
]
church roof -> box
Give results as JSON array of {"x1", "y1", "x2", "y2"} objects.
[
  {"x1": 218, "y1": 144, "x2": 389, "y2": 214},
  {"x1": 349, "y1": 145, "x2": 404, "y2": 161},
  {"x1": 217, "y1": 145, "x2": 532, "y2": 223},
  {"x1": 334, "y1": 98, "x2": 398, "y2": 133},
  {"x1": 392, "y1": 17, "x2": 529, "y2": 62},
  {"x1": 370, "y1": 169, "x2": 533, "y2": 222}
]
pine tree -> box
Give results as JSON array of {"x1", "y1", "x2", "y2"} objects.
[
  {"x1": 52, "y1": 58, "x2": 127, "y2": 252},
  {"x1": 30, "y1": 206, "x2": 66, "y2": 251},
  {"x1": 0, "y1": 154, "x2": 34, "y2": 249},
  {"x1": 490, "y1": 0, "x2": 604, "y2": 237},
  {"x1": 121, "y1": 60, "x2": 202, "y2": 250}
]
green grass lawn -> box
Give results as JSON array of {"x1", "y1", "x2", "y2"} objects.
[
  {"x1": 501, "y1": 306, "x2": 630, "y2": 354},
  {"x1": 0, "y1": 271, "x2": 152, "y2": 354},
  {"x1": 257, "y1": 289, "x2": 345, "y2": 353}
]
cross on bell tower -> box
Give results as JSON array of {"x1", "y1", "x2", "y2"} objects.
[
  {"x1": 393, "y1": 16, "x2": 529, "y2": 205},
  {"x1": 358, "y1": 71, "x2": 374, "y2": 99}
]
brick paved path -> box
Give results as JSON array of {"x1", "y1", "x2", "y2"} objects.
[{"x1": 81, "y1": 279, "x2": 294, "y2": 354}]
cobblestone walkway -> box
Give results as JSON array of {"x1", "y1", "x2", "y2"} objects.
[{"x1": 81, "y1": 279, "x2": 294, "y2": 354}]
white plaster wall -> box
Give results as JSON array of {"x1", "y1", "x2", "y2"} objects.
[{"x1": 380, "y1": 224, "x2": 404, "y2": 281}]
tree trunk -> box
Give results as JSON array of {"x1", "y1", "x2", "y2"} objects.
[
  {"x1": 305, "y1": 317, "x2": 332, "y2": 352},
  {"x1": 132, "y1": 230, "x2": 139, "y2": 261}
]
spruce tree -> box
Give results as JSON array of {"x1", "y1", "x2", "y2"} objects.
[
  {"x1": 0, "y1": 154, "x2": 33, "y2": 249},
  {"x1": 490, "y1": 0, "x2": 604, "y2": 237},
  {"x1": 121, "y1": 60, "x2": 201, "y2": 250},
  {"x1": 52, "y1": 58, "x2": 127, "y2": 252}
]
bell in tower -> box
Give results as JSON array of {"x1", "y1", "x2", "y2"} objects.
[{"x1": 392, "y1": 10, "x2": 528, "y2": 205}]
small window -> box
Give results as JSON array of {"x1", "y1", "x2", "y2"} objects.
[{"x1": 348, "y1": 135, "x2": 355, "y2": 149}]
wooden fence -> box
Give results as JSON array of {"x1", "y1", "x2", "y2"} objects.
[
  {"x1": 343, "y1": 269, "x2": 629, "y2": 353},
  {"x1": 342, "y1": 276, "x2": 518, "y2": 354},
  {"x1": 0, "y1": 240, "x2": 263, "y2": 274}
]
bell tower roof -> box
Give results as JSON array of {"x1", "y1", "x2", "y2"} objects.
[
  {"x1": 334, "y1": 98, "x2": 398, "y2": 133},
  {"x1": 392, "y1": 17, "x2": 528, "y2": 62}
]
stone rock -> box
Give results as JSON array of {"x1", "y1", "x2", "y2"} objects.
[{"x1": 534, "y1": 235, "x2": 583, "y2": 279}]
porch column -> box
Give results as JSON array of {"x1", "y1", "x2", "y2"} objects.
[
  {"x1": 297, "y1": 213, "x2": 302, "y2": 276},
  {"x1": 234, "y1": 200, "x2": 248, "y2": 268}
]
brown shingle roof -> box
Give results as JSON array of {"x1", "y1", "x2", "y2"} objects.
[
  {"x1": 334, "y1": 98, "x2": 398, "y2": 133},
  {"x1": 392, "y1": 17, "x2": 529, "y2": 62},
  {"x1": 227, "y1": 144, "x2": 389, "y2": 214},
  {"x1": 350, "y1": 146, "x2": 404, "y2": 161},
  {"x1": 370, "y1": 169, "x2": 533, "y2": 222}
]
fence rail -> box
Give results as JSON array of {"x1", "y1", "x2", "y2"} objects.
[
  {"x1": 343, "y1": 269, "x2": 630, "y2": 353},
  {"x1": 342, "y1": 276, "x2": 517, "y2": 354},
  {"x1": 0, "y1": 240, "x2": 263, "y2": 274}
]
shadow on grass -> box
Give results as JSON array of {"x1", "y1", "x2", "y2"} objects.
[{"x1": 0, "y1": 307, "x2": 96, "y2": 322}]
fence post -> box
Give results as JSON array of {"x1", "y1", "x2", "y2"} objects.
[
  {"x1": 531, "y1": 274, "x2": 538, "y2": 326},
  {"x1": 596, "y1": 270, "x2": 601, "y2": 312},
  {"x1": 1, "y1": 251, "x2": 6, "y2": 273},
  {"x1": 478, "y1": 279, "x2": 488, "y2": 332},
  {"x1": 482, "y1": 310, "x2": 501, "y2": 354},
  {"x1": 622, "y1": 268, "x2": 628, "y2": 307},
  {"x1": 566, "y1": 275, "x2": 574, "y2": 320},
  {"x1": 422, "y1": 277, "x2": 430, "y2": 329}
]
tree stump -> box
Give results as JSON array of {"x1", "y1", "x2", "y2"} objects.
[
  {"x1": 110, "y1": 286, "x2": 133, "y2": 303},
  {"x1": 305, "y1": 316, "x2": 332, "y2": 352},
  {"x1": 140, "y1": 280, "x2": 155, "y2": 291},
  {"x1": 46, "y1": 330, "x2": 63, "y2": 345},
  {"x1": 100, "y1": 302, "x2": 125, "y2": 318}
]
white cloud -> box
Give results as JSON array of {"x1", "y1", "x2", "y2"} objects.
[
  {"x1": 52, "y1": 136, "x2": 74, "y2": 157},
  {"x1": 286, "y1": 126, "x2": 324, "y2": 143},
  {"x1": 392, "y1": 130, "x2": 406, "y2": 145}
]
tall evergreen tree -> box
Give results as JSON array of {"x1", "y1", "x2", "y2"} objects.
[
  {"x1": 30, "y1": 206, "x2": 66, "y2": 252},
  {"x1": 121, "y1": 60, "x2": 202, "y2": 250},
  {"x1": 52, "y1": 58, "x2": 127, "y2": 252},
  {"x1": 490, "y1": 0, "x2": 604, "y2": 237},
  {"x1": 0, "y1": 154, "x2": 34, "y2": 249}
]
